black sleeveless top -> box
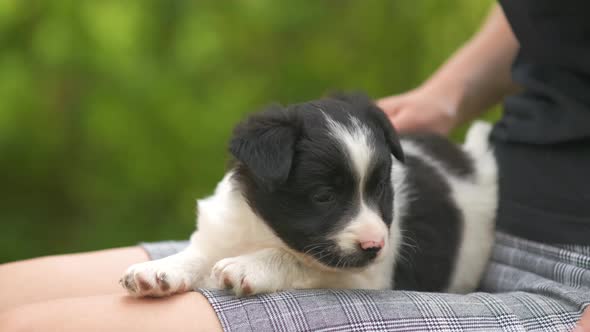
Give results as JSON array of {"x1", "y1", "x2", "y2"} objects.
[{"x1": 491, "y1": 0, "x2": 590, "y2": 244}]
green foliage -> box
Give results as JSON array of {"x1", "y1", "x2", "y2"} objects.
[{"x1": 0, "y1": 0, "x2": 494, "y2": 262}]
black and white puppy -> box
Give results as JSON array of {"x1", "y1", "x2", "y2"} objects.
[{"x1": 121, "y1": 93, "x2": 497, "y2": 297}]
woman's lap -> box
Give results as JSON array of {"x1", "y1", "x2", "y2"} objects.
[
  {"x1": 0, "y1": 246, "x2": 149, "y2": 312},
  {"x1": 142, "y1": 233, "x2": 590, "y2": 331},
  {"x1": 0, "y1": 292, "x2": 221, "y2": 332}
]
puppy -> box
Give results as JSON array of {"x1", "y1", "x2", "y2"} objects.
[{"x1": 121, "y1": 93, "x2": 497, "y2": 297}]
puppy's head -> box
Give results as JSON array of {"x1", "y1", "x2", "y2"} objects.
[{"x1": 230, "y1": 93, "x2": 404, "y2": 269}]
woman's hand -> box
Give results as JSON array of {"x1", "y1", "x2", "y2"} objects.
[
  {"x1": 377, "y1": 87, "x2": 460, "y2": 135},
  {"x1": 377, "y1": 5, "x2": 518, "y2": 136}
]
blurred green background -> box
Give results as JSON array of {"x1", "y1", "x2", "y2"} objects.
[{"x1": 0, "y1": 0, "x2": 496, "y2": 263}]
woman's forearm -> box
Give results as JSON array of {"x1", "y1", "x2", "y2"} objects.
[{"x1": 421, "y1": 4, "x2": 520, "y2": 124}]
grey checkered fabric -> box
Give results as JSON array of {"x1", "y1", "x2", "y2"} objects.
[
  {"x1": 140, "y1": 240, "x2": 189, "y2": 259},
  {"x1": 142, "y1": 232, "x2": 590, "y2": 331}
]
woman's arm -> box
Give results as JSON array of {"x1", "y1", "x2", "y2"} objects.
[{"x1": 378, "y1": 4, "x2": 520, "y2": 134}]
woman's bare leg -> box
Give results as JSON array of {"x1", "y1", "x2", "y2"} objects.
[
  {"x1": 0, "y1": 292, "x2": 222, "y2": 332},
  {"x1": 0, "y1": 247, "x2": 148, "y2": 311}
]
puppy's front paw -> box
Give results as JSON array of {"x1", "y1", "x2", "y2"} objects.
[
  {"x1": 120, "y1": 261, "x2": 191, "y2": 297},
  {"x1": 212, "y1": 257, "x2": 274, "y2": 297}
]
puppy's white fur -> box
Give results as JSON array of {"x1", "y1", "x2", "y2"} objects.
[
  {"x1": 399, "y1": 122, "x2": 497, "y2": 292},
  {"x1": 325, "y1": 115, "x2": 389, "y2": 256},
  {"x1": 121, "y1": 121, "x2": 496, "y2": 297}
]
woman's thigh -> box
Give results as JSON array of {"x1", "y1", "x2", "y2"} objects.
[
  {"x1": 0, "y1": 247, "x2": 148, "y2": 311},
  {"x1": 0, "y1": 292, "x2": 222, "y2": 332}
]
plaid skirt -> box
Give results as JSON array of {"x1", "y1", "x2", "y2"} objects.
[{"x1": 142, "y1": 232, "x2": 590, "y2": 332}]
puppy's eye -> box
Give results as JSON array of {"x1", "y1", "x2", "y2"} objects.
[{"x1": 313, "y1": 189, "x2": 335, "y2": 204}]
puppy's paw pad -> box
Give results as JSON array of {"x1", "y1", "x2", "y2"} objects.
[
  {"x1": 121, "y1": 262, "x2": 189, "y2": 297},
  {"x1": 240, "y1": 278, "x2": 253, "y2": 296},
  {"x1": 212, "y1": 257, "x2": 268, "y2": 297},
  {"x1": 137, "y1": 275, "x2": 152, "y2": 291}
]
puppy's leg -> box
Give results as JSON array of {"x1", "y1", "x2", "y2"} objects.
[
  {"x1": 121, "y1": 246, "x2": 207, "y2": 297},
  {"x1": 211, "y1": 248, "x2": 318, "y2": 297}
]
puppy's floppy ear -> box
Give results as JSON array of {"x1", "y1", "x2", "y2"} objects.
[
  {"x1": 330, "y1": 91, "x2": 405, "y2": 162},
  {"x1": 369, "y1": 103, "x2": 405, "y2": 162},
  {"x1": 229, "y1": 104, "x2": 299, "y2": 191}
]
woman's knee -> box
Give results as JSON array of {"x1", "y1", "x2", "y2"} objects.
[{"x1": 0, "y1": 292, "x2": 222, "y2": 332}]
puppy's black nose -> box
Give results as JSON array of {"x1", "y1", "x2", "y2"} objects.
[
  {"x1": 359, "y1": 240, "x2": 384, "y2": 250},
  {"x1": 358, "y1": 239, "x2": 384, "y2": 256},
  {"x1": 363, "y1": 247, "x2": 381, "y2": 253}
]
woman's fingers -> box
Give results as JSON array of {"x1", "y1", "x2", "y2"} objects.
[
  {"x1": 376, "y1": 95, "x2": 406, "y2": 116},
  {"x1": 389, "y1": 108, "x2": 423, "y2": 133},
  {"x1": 390, "y1": 107, "x2": 454, "y2": 135},
  {"x1": 377, "y1": 90, "x2": 457, "y2": 135}
]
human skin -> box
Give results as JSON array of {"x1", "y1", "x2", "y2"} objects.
[
  {"x1": 0, "y1": 246, "x2": 586, "y2": 332},
  {"x1": 377, "y1": 5, "x2": 520, "y2": 135},
  {"x1": 0, "y1": 292, "x2": 221, "y2": 332},
  {"x1": 0, "y1": 247, "x2": 222, "y2": 332},
  {"x1": 0, "y1": 247, "x2": 147, "y2": 311},
  {"x1": 383, "y1": 5, "x2": 590, "y2": 331},
  {"x1": 576, "y1": 308, "x2": 590, "y2": 332},
  {"x1": 0, "y1": 4, "x2": 586, "y2": 331}
]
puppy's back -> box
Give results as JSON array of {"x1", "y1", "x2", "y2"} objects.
[{"x1": 392, "y1": 122, "x2": 497, "y2": 293}]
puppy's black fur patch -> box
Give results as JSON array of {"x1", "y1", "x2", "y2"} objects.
[
  {"x1": 391, "y1": 154, "x2": 462, "y2": 291},
  {"x1": 229, "y1": 105, "x2": 300, "y2": 192},
  {"x1": 230, "y1": 92, "x2": 474, "y2": 291},
  {"x1": 404, "y1": 133, "x2": 474, "y2": 177},
  {"x1": 231, "y1": 94, "x2": 403, "y2": 269}
]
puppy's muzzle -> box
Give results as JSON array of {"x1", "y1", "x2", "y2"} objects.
[{"x1": 359, "y1": 238, "x2": 385, "y2": 258}]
